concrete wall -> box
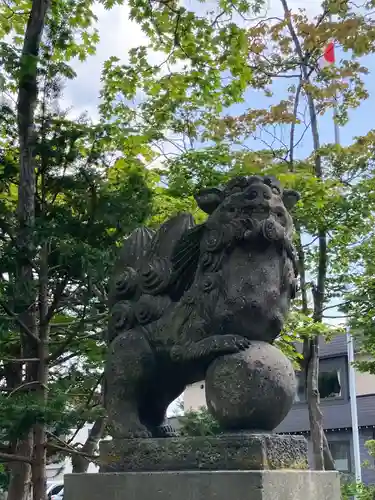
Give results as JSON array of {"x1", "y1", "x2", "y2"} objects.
[
  {"x1": 355, "y1": 354, "x2": 375, "y2": 397},
  {"x1": 184, "y1": 381, "x2": 206, "y2": 411}
]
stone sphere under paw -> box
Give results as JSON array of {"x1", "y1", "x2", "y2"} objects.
[{"x1": 205, "y1": 341, "x2": 296, "y2": 432}]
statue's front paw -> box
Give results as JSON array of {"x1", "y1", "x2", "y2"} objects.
[
  {"x1": 218, "y1": 334, "x2": 251, "y2": 353},
  {"x1": 112, "y1": 422, "x2": 152, "y2": 439}
]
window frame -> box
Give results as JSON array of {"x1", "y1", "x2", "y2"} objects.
[
  {"x1": 328, "y1": 439, "x2": 352, "y2": 473},
  {"x1": 294, "y1": 356, "x2": 348, "y2": 404}
]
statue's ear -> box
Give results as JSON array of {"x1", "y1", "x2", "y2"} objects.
[
  {"x1": 282, "y1": 189, "x2": 300, "y2": 210},
  {"x1": 194, "y1": 187, "x2": 225, "y2": 214}
]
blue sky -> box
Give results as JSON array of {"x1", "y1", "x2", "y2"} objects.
[
  {"x1": 63, "y1": 3, "x2": 375, "y2": 162},
  {"x1": 225, "y1": 50, "x2": 375, "y2": 158}
]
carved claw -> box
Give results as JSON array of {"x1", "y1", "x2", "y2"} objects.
[
  {"x1": 211, "y1": 334, "x2": 251, "y2": 354},
  {"x1": 132, "y1": 428, "x2": 152, "y2": 439},
  {"x1": 111, "y1": 422, "x2": 152, "y2": 439},
  {"x1": 153, "y1": 425, "x2": 179, "y2": 438},
  {"x1": 170, "y1": 335, "x2": 251, "y2": 363}
]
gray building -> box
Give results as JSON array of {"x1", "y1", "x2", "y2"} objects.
[{"x1": 276, "y1": 335, "x2": 375, "y2": 482}]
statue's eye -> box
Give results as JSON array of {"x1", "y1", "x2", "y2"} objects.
[{"x1": 276, "y1": 210, "x2": 284, "y2": 219}]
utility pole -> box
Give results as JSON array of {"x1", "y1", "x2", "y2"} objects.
[{"x1": 327, "y1": 13, "x2": 362, "y2": 485}]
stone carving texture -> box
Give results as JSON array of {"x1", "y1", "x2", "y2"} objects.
[
  {"x1": 104, "y1": 175, "x2": 300, "y2": 438},
  {"x1": 205, "y1": 342, "x2": 296, "y2": 431},
  {"x1": 99, "y1": 434, "x2": 308, "y2": 472}
]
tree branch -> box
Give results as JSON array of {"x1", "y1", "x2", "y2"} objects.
[
  {"x1": 45, "y1": 274, "x2": 69, "y2": 323},
  {"x1": 7, "y1": 381, "x2": 46, "y2": 397},
  {"x1": 0, "y1": 300, "x2": 40, "y2": 344},
  {"x1": 46, "y1": 443, "x2": 100, "y2": 464},
  {"x1": 71, "y1": 417, "x2": 106, "y2": 473},
  {"x1": 289, "y1": 76, "x2": 303, "y2": 170},
  {"x1": 0, "y1": 452, "x2": 32, "y2": 464}
]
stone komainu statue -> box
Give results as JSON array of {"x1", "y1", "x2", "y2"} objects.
[{"x1": 104, "y1": 175, "x2": 300, "y2": 438}]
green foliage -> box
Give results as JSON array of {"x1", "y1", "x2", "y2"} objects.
[
  {"x1": 341, "y1": 479, "x2": 375, "y2": 500},
  {"x1": 341, "y1": 441, "x2": 375, "y2": 499},
  {"x1": 0, "y1": 463, "x2": 7, "y2": 491},
  {"x1": 0, "y1": 99, "x2": 153, "y2": 442},
  {"x1": 345, "y1": 235, "x2": 375, "y2": 371},
  {"x1": 178, "y1": 407, "x2": 223, "y2": 437},
  {"x1": 0, "y1": 0, "x2": 154, "y2": 473},
  {"x1": 364, "y1": 439, "x2": 375, "y2": 458},
  {"x1": 0, "y1": 390, "x2": 92, "y2": 443},
  {"x1": 100, "y1": 0, "x2": 375, "y2": 146}
]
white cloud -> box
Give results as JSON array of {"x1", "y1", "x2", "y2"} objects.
[
  {"x1": 62, "y1": 2, "x2": 190, "y2": 120},
  {"x1": 266, "y1": 0, "x2": 322, "y2": 18},
  {"x1": 62, "y1": 3, "x2": 147, "y2": 119}
]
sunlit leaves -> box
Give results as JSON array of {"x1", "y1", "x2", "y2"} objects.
[{"x1": 179, "y1": 407, "x2": 223, "y2": 437}]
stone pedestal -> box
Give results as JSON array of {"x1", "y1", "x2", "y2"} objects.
[
  {"x1": 64, "y1": 434, "x2": 341, "y2": 500},
  {"x1": 99, "y1": 433, "x2": 308, "y2": 472},
  {"x1": 65, "y1": 470, "x2": 341, "y2": 500}
]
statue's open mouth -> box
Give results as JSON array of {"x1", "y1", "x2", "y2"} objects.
[{"x1": 249, "y1": 206, "x2": 270, "y2": 221}]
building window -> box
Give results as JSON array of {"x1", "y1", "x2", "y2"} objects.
[
  {"x1": 319, "y1": 369, "x2": 341, "y2": 399},
  {"x1": 295, "y1": 374, "x2": 305, "y2": 402},
  {"x1": 328, "y1": 441, "x2": 351, "y2": 473},
  {"x1": 294, "y1": 366, "x2": 342, "y2": 402}
]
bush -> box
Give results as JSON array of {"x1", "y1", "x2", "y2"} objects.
[
  {"x1": 178, "y1": 407, "x2": 222, "y2": 436},
  {"x1": 341, "y1": 475, "x2": 375, "y2": 500}
]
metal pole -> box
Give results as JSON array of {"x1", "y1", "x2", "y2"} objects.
[
  {"x1": 333, "y1": 71, "x2": 362, "y2": 488},
  {"x1": 327, "y1": 13, "x2": 361, "y2": 482},
  {"x1": 346, "y1": 328, "x2": 362, "y2": 483}
]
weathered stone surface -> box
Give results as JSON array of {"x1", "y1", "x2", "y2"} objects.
[
  {"x1": 99, "y1": 433, "x2": 308, "y2": 472},
  {"x1": 206, "y1": 342, "x2": 296, "y2": 431},
  {"x1": 65, "y1": 470, "x2": 341, "y2": 500},
  {"x1": 104, "y1": 175, "x2": 301, "y2": 440}
]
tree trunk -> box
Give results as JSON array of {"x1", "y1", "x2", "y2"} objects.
[
  {"x1": 12, "y1": 1, "x2": 51, "y2": 499},
  {"x1": 305, "y1": 337, "x2": 324, "y2": 469},
  {"x1": 32, "y1": 243, "x2": 49, "y2": 500},
  {"x1": 71, "y1": 417, "x2": 106, "y2": 473},
  {"x1": 323, "y1": 432, "x2": 335, "y2": 470},
  {"x1": 281, "y1": 0, "x2": 333, "y2": 471},
  {"x1": 5, "y1": 366, "x2": 32, "y2": 500},
  {"x1": 7, "y1": 440, "x2": 33, "y2": 500}
]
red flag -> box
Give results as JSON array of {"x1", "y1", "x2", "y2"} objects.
[{"x1": 321, "y1": 41, "x2": 335, "y2": 67}]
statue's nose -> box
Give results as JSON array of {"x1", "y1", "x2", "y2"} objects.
[{"x1": 244, "y1": 183, "x2": 272, "y2": 202}]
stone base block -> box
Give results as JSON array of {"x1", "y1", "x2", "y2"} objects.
[
  {"x1": 100, "y1": 433, "x2": 308, "y2": 472},
  {"x1": 65, "y1": 471, "x2": 341, "y2": 500}
]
